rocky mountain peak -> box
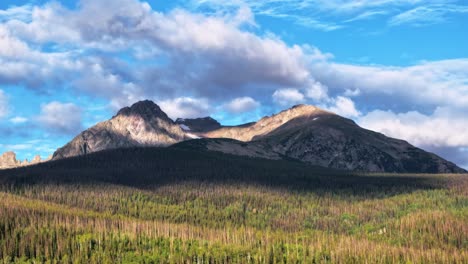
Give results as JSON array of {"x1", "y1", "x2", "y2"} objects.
[
  {"x1": 116, "y1": 100, "x2": 171, "y2": 122},
  {"x1": 52, "y1": 100, "x2": 187, "y2": 160}
]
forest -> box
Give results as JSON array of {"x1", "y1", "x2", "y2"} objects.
[{"x1": 0, "y1": 147, "x2": 467, "y2": 263}]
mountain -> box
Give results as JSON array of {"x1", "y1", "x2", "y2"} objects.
[
  {"x1": 51, "y1": 100, "x2": 465, "y2": 173},
  {"x1": 0, "y1": 151, "x2": 49, "y2": 169},
  {"x1": 179, "y1": 105, "x2": 466, "y2": 173},
  {"x1": 175, "y1": 117, "x2": 221, "y2": 133},
  {"x1": 52, "y1": 100, "x2": 187, "y2": 159}
]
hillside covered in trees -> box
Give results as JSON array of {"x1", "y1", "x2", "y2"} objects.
[{"x1": 0, "y1": 146, "x2": 467, "y2": 263}]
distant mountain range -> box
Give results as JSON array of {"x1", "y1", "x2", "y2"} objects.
[{"x1": 1, "y1": 100, "x2": 465, "y2": 173}]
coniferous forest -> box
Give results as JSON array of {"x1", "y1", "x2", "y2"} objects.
[{"x1": 0, "y1": 147, "x2": 467, "y2": 263}]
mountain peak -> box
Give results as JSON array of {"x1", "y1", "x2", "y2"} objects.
[
  {"x1": 116, "y1": 100, "x2": 170, "y2": 121},
  {"x1": 53, "y1": 99, "x2": 186, "y2": 160}
]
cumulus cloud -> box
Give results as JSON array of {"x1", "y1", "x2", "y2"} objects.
[
  {"x1": 272, "y1": 88, "x2": 305, "y2": 106},
  {"x1": 359, "y1": 107, "x2": 468, "y2": 148},
  {"x1": 0, "y1": 90, "x2": 9, "y2": 119},
  {"x1": 224, "y1": 97, "x2": 260, "y2": 113},
  {"x1": 310, "y1": 59, "x2": 468, "y2": 111},
  {"x1": 158, "y1": 97, "x2": 211, "y2": 120},
  {"x1": 305, "y1": 81, "x2": 329, "y2": 101},
  {"x1": 0, "y1": 0, "x2": 312, "y2": 108},
  {"x1": 358, "y1": 107, "x2": 468, "y2": 168},
  {"x1": 37, "y1": 102, "x2": 83, "y2": 135},
  {"x1": 325, "y1": 96, "x2": 361, "y2": 118}
]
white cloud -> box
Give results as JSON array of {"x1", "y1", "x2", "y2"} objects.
[
  {"x1": 9, "y1": 116, "x2": 28, "y2": 124},
  {"x1": 325, "y1": 96, "x2": 361, "y2": 118},
  {"x1": 0, "y1": 89, "x2": 8, "y2": 119},
  {"x1": 305, "y1": 81, "x2": 329, "y2": 101},
  {"x1": 1, "y1": 1, "x2": 311, "y2": 104},
  {"x1": 37, "y1": 102, "x2": 83, "y2": 134},
  {"x1": 358, "y1": 106, "x2": 468, "y2": 168},
  {"x1": 0, "y1": 4, "x2": 33, "y2": 22},
  {"x1": 188, "y1": 0, "x2": 468, "y2": 30},
  {"x1": 272, "y1": 88, "x2": 305, "y2": 106},
  {"x1": 224, "y1": 97, "x2": 260, "y2": 113},
  {"x1": 389, "y1": 4, "x2": 468, "y2": 27},
  {"x1": 311, "y1": 59, "x2": 468, "y2": 110},
  {"x1": 158, "y1": 97, "x2": 211, "y2": 120},
  {"x1": 358, "y1": 107, "x2": 468, "y2": 148}
]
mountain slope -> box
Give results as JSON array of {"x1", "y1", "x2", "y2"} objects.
[
  {"x1": 52, "y1": 100, "x2": 187, "y2": 159},
  {"x1": 257, "y1": 114, "x2": 465, "y2": 173},
  {"x1": 182, "y1": 105, "x2": 465, "y2": 173}
]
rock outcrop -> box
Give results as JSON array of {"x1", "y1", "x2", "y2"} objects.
[{"x1": 0, "y1": 152, "x2": 49, "y2": 169}]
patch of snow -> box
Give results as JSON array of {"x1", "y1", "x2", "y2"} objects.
[
  {"x1": 313, "y1": 117, "x2": 320, "y2": 121},
  {"x1": 180, "y1": 124, "x2": 191, "y2": 131}
]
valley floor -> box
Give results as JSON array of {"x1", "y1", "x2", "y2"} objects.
[{"x1": 0, "y1": 173, "x2": 467, "y2": 263}]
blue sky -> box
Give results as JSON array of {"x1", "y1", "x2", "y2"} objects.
[{"x1": 0, "y1": 0, "x2": 467, "y2": 168}]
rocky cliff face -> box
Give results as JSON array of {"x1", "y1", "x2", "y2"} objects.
[{"x1": 52, "y1": 100, "x2": 187, "y2": 160}]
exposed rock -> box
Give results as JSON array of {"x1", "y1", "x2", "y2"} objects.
[
  {"x1": 0, "y1": 151, "x2": 20, "y2": 169},
  {"x1": 175, "y1": 117, "x2": 221, "y2": 133},
  {"x1": 0, "y1": 152, "x2": 49, "y2": 169},
  {"x1": 202, "y1": 104, "x2": 330, "y2": 141},
  {"x1": 52, "y1": 100, "x2": 187, "y2": 159}
]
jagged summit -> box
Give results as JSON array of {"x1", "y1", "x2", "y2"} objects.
[
  {"x1": 52, "y1": 100, "x2": 186, "y2": 160},
  {"x1": 116, "y1": 100, "x2": 171, "y2": 121}
]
